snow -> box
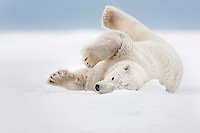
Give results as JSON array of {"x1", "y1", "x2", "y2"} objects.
[{"x1": 0, "y1": 30, "x2": 200, "y2": 133}]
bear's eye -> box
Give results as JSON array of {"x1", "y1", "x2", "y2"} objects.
[{"x1": 112, "y1": 77, "x2": 114, "y2": 81}]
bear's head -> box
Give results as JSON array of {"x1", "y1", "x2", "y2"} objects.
[{"x1": 94, "y1": 61, "x2": 137, "y2": 94}]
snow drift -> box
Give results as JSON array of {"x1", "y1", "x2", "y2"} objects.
[{"x1": 0, "y1": 30, "x2": 200, "y2": 133}]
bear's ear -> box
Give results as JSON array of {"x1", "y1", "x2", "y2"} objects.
[{"x1": 124, "y1": 65, "x2": 131, "y2": 73}]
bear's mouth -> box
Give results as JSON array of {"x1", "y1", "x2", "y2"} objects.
[{"x1": 119, "y1": 82, "x2": 129, "y2": 86}]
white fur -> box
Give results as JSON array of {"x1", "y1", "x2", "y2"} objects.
[{"x1": 48, "y1": 6, "x2": 183, "y2": 93}]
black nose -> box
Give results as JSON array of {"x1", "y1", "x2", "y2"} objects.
[{"x1": 95, "y1": 84, "x2": 100, "y2": 91}]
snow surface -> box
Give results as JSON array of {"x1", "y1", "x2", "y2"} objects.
[{"x1": 0, "y1": 30, "x2": 200, "y2": 133}]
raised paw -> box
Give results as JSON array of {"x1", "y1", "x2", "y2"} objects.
[
  {"x1": 81, "y1": 46, "x2": 100, "y2": 68},
  {"x1": 48, "y1": 69, "x2": 74, "y2": 84},
  {"x1": 102, "y1": 6, "x2": 119, "y2": 29}
]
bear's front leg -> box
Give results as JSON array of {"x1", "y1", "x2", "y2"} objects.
[
  {"x1": 48, "y1": 68, "x2": 87, "y2": 90},
  {"x1": 81, "y1": 30, "x2": 124, "y2": 68}
]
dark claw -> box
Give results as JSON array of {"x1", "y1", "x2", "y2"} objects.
[
  {"x1": 58, "y1": 72, "x2": 61, "y2": 75},
  {"x1": 49, "y1": 80, "x2": 54, "y2": 83},
  {"x1": 85, "y1": 58, "x2": 87, "y2": 61},
  {"x1": 53, "y1": 73, "x2": 56, "y2": 76},
  {"x1": 86, "y1": 62, "x2": 88, "y2": 65}
]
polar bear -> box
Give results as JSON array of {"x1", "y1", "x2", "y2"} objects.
[{"x1": 48, "y1": 6, "x2": 183, "y2": 93}]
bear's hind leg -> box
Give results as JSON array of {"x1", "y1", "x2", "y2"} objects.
[
  {"x1": 48, "y1": 68, "x2": 87, "y2": 90},
  {"x1": 102, "y1": 6, "x2": 161, "y2": 42}
]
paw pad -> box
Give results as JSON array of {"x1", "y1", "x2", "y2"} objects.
[
  {"x1": 82, "y1": 56, "x2": 94, "y2": 68},
  {"x1": 48, "y1": 70, "x2": 68, "y2": 84}
]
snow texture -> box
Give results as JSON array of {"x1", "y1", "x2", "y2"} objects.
[{"x1": 0, "y1": 30, "x2": 200, "y2": 133}]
